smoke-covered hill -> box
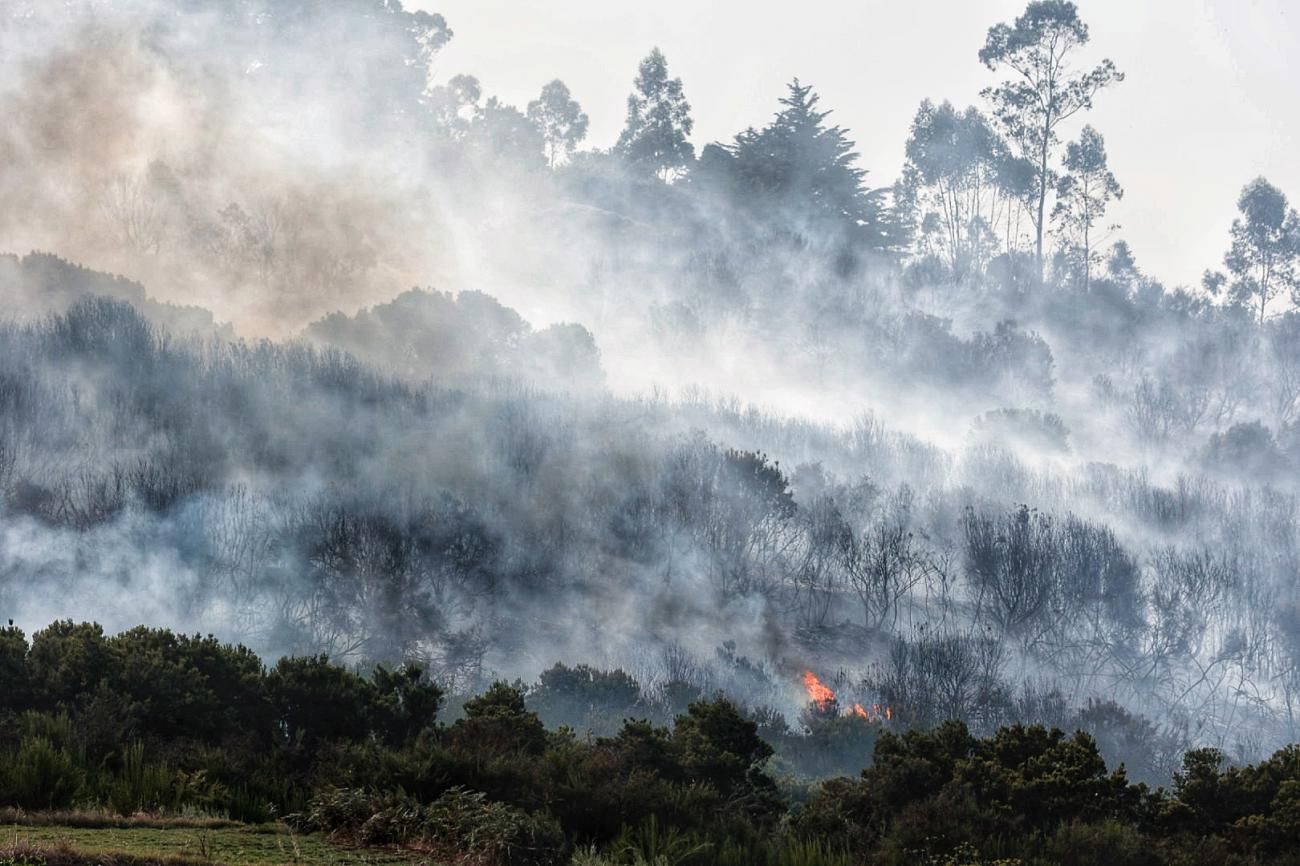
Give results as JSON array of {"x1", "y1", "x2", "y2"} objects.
[{"x1": 6, "y1": 0, "x2": 1300, "y2": 774}]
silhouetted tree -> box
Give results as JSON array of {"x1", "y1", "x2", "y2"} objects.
[
  {"x1": 427, "y1": 73, "x2": 482, "y2": 139},
  {"x1": 901, "y1": 100, "x2": 1025, "y2": 279},
  {"x1": 1221, "y1": 177, "x2": 1300, "y2": 324},
  {"x1": 727, "y1": 79, "x2": 894, "y2": 252},
  {"x1": 616, "y1": 48, "x2": 694, "y2": 179},
  {"x1": 466, "y1": 97, "x2": 546, "y2": 170},
  {"x1": 979, "y1": 1, "x2": 1123, "y2": 279},
  {"x1": 1053, "y1": 125, "x2": 1122, "y2": 290},
  {"x1": 527, "y1": 80, "x2": 589, "y2": 168}
]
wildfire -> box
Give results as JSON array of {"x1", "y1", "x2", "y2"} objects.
[
  {"x1": 802, "y1": 670, "x2": 837, "y2": 711},
  {"x1": 851, "y1": 702, "x2": 893, "y2": 722},
  {"x1": 802, "y1": 670, "x2": 891, "y2": 722}
]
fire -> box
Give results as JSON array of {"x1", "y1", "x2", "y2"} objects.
[
  {"x1": 851, "y1": 702, "x2": 893, "y2": 722},
  {"x1": 802, "y1": 670, "x2": 836, "y2": 710},
  {"x1": 802, "y1": 670, "x2": 891, "y2": 723}
]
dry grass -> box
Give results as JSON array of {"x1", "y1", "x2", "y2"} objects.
[
  {"x1": 0, "y1": 822, "x2": 433, "y2": 866},
  {"x1": 0, "y1": 840, "x2": 211, "y2": 865},
  {"x1": 0, "y1": 810, "x2": 242, "y2": 831}
]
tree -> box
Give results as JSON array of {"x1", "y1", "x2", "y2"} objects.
[
  {"x1": 845, "y1": 523, "x2": 924, "y2": 631},
  {"x1": 1268, "y1": 313, "x2": 1300, "y2": 426},
  {"x1": 427, "y1": 74, "x2": 482, "y2": 139},
  {"x1": 900, "y1": 100, "x2": 1026, "y2": 280},
  {"x1": 369, "y1": 662, "x2": 444, "y2": 747},
  {"x1": 452, "y1": 681, "x2": 548, "y2": 755},
  {"x1": 0, "y1": 625, "x2": 32, "y2": 712},
  {"x1": 529, "y1": 663, "x2": 641, "y2": 731},
  {"x1": 979, "y1": 1, "x2": 1123, "y2": 280},
  {"x1": 672, "y1": 697, "x2": 775, "y2": 803},
  {"x1": 727, "y1": 80, "x2": 894, "y2": 250},
  {"x1": 1222, "y1": 177, "x2": 1300, "y2": 325},
  {"x1": 962, "y1": 505, "x2": 1057, "y2": 639},
  {"x1": 465, "y1": 97, "x2": 546, "y2": 170},
  {"x1": 266, "y1": 655, "x2": 371, "y2": 748},
  {"x1": 527, "y1": 80, "x2": 589, "y2": 168},
  {"x1": 409, "y1": 10, "x2": 454, "y2": 82},
  {"x1": 1053, "y1": 125, "x2": 1122, "y2": 290},
  {"x1": 27, "y1": 620, "x2": 114, "y2": 710},
  {"x1": 616, "y1": 48, "x2": 694, "y2": 180}
]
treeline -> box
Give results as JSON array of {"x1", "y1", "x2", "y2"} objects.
[
  {"x1": 5, "y1": 622, "x2": 1300, "y2": 866},
  {"x1": 12, "y1": 0, "x2": 1300, "y2": 451}
]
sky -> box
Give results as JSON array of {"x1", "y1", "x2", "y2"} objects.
[{"x1": 415, "y1": 0, "x2": 1300, "y2": 291}]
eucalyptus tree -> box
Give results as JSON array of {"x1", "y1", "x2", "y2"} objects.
[
  {"x1": 616, "y1": 48, "x2": 694, "y2": 180},
  {"x1": 900, "y1": 100, "x2": 1025, "y2": 281},
  {"x1": 979, "y1": 1, "x2": 1123, "y2": 280},
  {"x1": 527, "y1": 80, "x2": 589, "y2": 168},
  {"x1": 1221, "y1": 177, "x2": 1300, "y2": 325},
  {"x1": 1053, "y1": 125, "x2": 1122, "y2": 290}
]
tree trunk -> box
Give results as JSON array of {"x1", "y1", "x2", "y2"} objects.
[
  {"x1": 1083, "y1": 219, "x2": 1091, "y2": 293},
  {"x1": 1036, "y1": 133, "x2": 1050, "y2": 283}
]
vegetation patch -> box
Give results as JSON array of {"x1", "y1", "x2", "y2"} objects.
[{"x1": 0, "y1": 824, "x2": 427, "y2": 866}]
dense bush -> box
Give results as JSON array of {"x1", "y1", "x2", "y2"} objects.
[
  {"x1": 10, "y1": 621, "x2": 1300, "y2": 863},
  {"x1": 0, "y1": 735, "x2": 81, "y2": 810}
]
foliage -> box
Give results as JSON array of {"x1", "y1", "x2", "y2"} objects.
[
  {"x1": 979, "y1": 1, "x2": 1124, "y2": 274},
  {"x1": 527, "y1": 80, "x2": 589, "y2": 169},
  {"x1": 1053, "y1": 126, "x2": 1123, "y2": 289},
  {"x1": 720, "y1": 80, "x2": 896, "y2": 253},
  {"x1": 616, "y1": 48, "x2": 694, "y2": 179},
  {"x1": 11, "y1": 629, "x2": 1300, "y2": 863},
  {"x1": 1219, "y1": 177, "x2": 1300, "y2": 324}
]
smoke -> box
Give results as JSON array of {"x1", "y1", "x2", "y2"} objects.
[{"x1": 4, "y1": 0, "x2": 1300, "y2": 773}]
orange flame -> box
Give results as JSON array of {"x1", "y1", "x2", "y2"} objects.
[
  {"x1": 803, "y1": 671, "x2": 892, "y2": 722},
  {"x1": 851, "y1": 702, "x2": 893, "y2": 722},
  {"x1": 802, "y1": 670, "x2": 836, "y2": 710}
]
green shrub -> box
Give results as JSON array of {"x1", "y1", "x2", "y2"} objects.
[
  {"x1": 0, "y1": 736, "x2": 82, "y2": 809},
  {"x1": 107, "y1": 741, "x2": 176, "y2": 815},
  {"x1": 612, "y1": 814, "x2": 712, "y2": 866},
  {"x1": 763, "y1": 835, "x2": 853, "y2": 866},
  {"x1": 918, "y1": 843, "x2": 1023, "y2": 866},
  {"x1": 451, "y1": 682, "x2": 548, "y2": 756},
  {"x1": 710, "y1": 834, "x2": 854, "y2": 866},
  {"x1": 16, "y1": 711, "x2": 75, "y2": 748},
  {"x1": 1038, "y1": 819, "x2": 1159, "y2": 866},
  {"x1": 358, "y1": 798, "x2": 425, "y2": 845},
  {"x1": 218, "y1": 783, "x2": 276, "y2": 824},
  {"x1": 295, "y1": 785, "x2": 376, "y2": 834},
  {"x1": 529, "y1": 664, "x2": 643, "y2": 734},
  {"x1": 422, "y1": 786, "x2": 566, "y2": 866}
]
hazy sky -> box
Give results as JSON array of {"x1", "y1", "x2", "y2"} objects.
[{"x1": 416, "y1": 0, "x2": 1299, "y2": 291}]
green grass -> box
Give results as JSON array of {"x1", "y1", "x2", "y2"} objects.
[{"x1": 0, "y1": 821, "x2": 435, "y2": 866}]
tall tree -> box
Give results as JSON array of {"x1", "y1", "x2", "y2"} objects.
[
  {"x1": 1222, "y1": 177, "x2": 1300, "y2": 325},
  {"x1": 616, "y1": 48, "x2": 695, "y2": 180},
  {"x1": 1052, "y1": 126, "x2": 1122, "y2": 291},
  {"x1": 527, "y1": 80, "x2": 589, "y2": 169},
  {"x1": 979, "y1": 1, "x2": 1123, "y2": 280},
  {"x1": 727, "y1": 80, "x2": 894, "y2": 250}
]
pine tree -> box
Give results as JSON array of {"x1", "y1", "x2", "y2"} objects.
[{"x1": 728, "y1": 80, "x2": 893, "y2": 249}]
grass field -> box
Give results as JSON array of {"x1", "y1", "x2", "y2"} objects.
[{"x1": 0, "y1": 818, "x2": 434, "y2": 866}]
